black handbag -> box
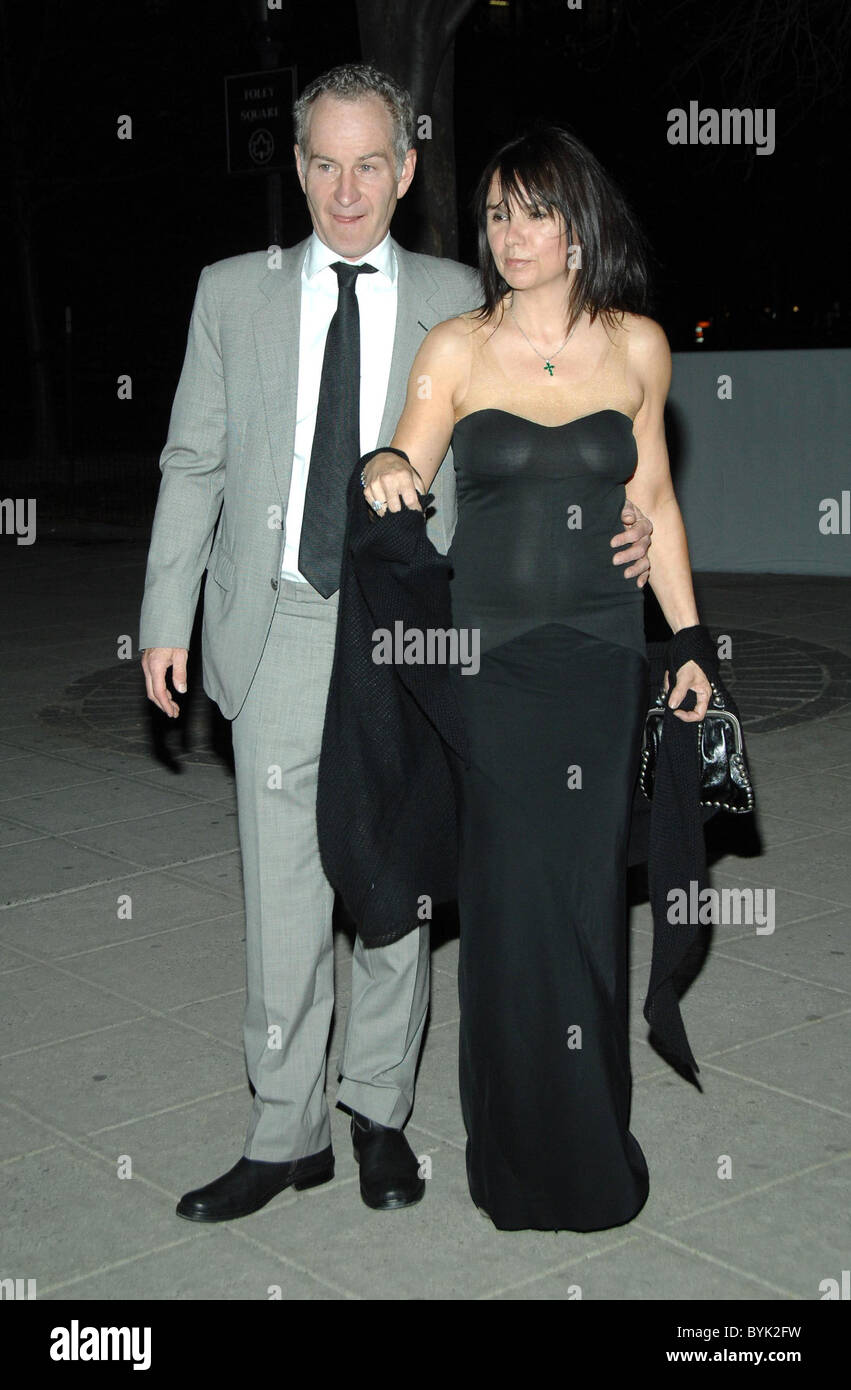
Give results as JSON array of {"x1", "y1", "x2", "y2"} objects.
[{"x1": 639, "y1": 680, "x2": 755, "y2": 814}]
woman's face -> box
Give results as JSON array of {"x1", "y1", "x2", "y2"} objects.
[{"x1": 485, "y1": 174, "x2": 570, "y2": 293}]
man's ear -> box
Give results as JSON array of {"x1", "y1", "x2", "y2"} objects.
[{"x1": 396, "y1": 147, "x2": 417, "y2": 201}]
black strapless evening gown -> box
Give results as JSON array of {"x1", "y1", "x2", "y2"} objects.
[{"x1": 447, "y1": 407, "x2": 650, "y2": 1232}]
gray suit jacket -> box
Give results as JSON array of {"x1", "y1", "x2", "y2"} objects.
[{"x1": 138, "y1": 236, "x2": 481, "y2": 720}]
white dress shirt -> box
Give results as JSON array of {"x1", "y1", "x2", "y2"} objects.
[{"x1": 281, "y1": 229, "x2": 398, "y2": 582}]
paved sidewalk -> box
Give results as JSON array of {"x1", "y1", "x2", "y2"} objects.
[{"x1": 1, "y1": 539, "x2": 849, "y2": 1301}]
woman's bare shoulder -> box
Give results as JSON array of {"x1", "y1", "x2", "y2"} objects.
[
  {"x1": 425, "y1": 311, "x2": 484, "y2": 345},
  {"x1": 612, "y1": 313, "x2": 671, "y2": 399},
  {"x1": 418, "y1": 312, "x2": 483, "y2": 377},
  {"x1": 618, "y1": 313, "x2": 671, "y2": 361}
]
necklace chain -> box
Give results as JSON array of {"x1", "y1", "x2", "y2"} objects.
[{"x1": 510, "y1": 306, "x2": 578, "y2": 376}]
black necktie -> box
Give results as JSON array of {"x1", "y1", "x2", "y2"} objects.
[{"x1": 298, "y1": 260, "x2": 378, "y2": 597}]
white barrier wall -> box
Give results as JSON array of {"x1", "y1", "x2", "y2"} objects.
[{"x1": 666, "y1": 349, "x2": 850, "y2": 575}]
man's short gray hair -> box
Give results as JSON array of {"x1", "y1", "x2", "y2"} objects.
[{"x1": 293, "y1": 63, "x2": 415, "y2": 177}]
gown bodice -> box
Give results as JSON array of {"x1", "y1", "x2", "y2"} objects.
[{"x1": 448, "y1": 407, "x2": 647, "y2": 657}]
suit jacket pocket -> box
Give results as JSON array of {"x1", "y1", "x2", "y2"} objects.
[{"x1": 207, "y1": 542, "x2": 235, "y2": 591}]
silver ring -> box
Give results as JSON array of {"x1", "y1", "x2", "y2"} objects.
[
  {"x1": 360, "y1": 470, "x2": 367, "y2": 488},
  {"x1": 371, "y1": 498, "x2": 385, "y2": 513}
]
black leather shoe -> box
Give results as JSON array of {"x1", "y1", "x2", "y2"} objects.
[
  {"x1": 350, "y1": 1111, "x2": 425, "y2": 1210},
  {"x1": 176, "y1": 1147, "x2": 334, "y2": 1223}
]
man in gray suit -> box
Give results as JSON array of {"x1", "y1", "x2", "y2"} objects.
[{"x1": 140, "y1": 63, "x2": 652, "y2": 1223}]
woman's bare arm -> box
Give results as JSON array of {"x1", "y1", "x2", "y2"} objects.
[
  {"x1": 361, "y1": 317, "x2": 471, "y2": 512},
  {"x1": 624, "y1": 318, "x2": 712, "y2": 720}
]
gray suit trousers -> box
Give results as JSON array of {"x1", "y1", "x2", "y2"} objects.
[{"x1": 231, "y1": 578, "x2": 430, "y2": 1161}]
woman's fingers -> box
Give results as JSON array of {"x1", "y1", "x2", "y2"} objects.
[
  {"x1": 364, "y1": 482, "x2": 388, "y2": 513},
  {"x1": 669, "y1": 660, "x2": 712, "y2": 723},
  {"x1": 363, "y1": 465, "x2": 422, "y2": 514},
  {"x1": 669, "y1": 677, "x2": 700, "y2": 721},
  {"x1": 397, "y1": 477, "x2": 423, "y2": 512},
  {"x1": 672, "y1": 700, "x2": 706, "y2": 723}
]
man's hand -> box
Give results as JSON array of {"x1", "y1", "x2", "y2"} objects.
[
  {"x1": 142, "y1": 647, "x2": 189, "y2": 719},
  {"x1": 611, "y1": 498, "x2": 652, "y2": 588},
  {"x1": 362, "y1": 452, "x2": 425, "y2": 514}
]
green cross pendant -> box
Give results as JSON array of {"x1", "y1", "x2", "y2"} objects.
[{"x1": 544, "y1": 360, "x2": 555, "y2": 376}]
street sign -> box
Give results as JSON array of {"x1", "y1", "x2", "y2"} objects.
[{"x1": 224, "y1": 67, "x2": 297, "y2": 175}]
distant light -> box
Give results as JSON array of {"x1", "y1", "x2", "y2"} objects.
[
  {"x1": 697, "y1": 320, "x2": 711, "y2": 328},
  {"x1": 792, "y1": 305, "x2": 799, "y2": 312}
]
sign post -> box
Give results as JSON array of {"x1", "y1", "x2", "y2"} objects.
[{"x1": 225, "y1": 66, "x2": 297, "y2": 244}]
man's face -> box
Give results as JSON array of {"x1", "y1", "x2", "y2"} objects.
[{"x1": 294, "y1": 94, "x2": 416, "y2": 259}]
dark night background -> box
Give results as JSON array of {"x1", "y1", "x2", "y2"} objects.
[{"x1": 1, "y1": 0, "x2": 848, "y2": 511}]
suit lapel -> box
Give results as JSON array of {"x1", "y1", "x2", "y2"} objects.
[
  {"x1": 252, "y1": 238, "x2": 310, "y2": 504},
  {"x1": 379, "y1": 239, "x2": 446, "y2": 442}
]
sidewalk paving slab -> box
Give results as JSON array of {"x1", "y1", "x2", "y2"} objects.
[{"x1": 1, "y1": 541, "x2": 849, "y2": 1300}]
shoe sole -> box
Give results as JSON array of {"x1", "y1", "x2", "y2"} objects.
[
  {"x1": 359, "y1": 1181, "x2": 426, "y2": 1211},
  {"x1": 175, "y1": 1161, "x2": 335, "y2": 1222}
]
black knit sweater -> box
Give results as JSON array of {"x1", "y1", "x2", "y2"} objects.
[{"x1": 317, "y1": 467, "x2": 470, "y2": 951}]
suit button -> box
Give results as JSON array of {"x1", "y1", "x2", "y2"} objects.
[{"x1": 270, "y1": 578, "x2": 278, "y2": 590}]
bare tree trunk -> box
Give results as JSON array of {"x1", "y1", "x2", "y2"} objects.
[
  {"x1": 10, "y1": 184, "x2": 59, "y2": 470},
  {"x1": 356, "y1": 0, "x2": 477, "y2": 257},
  {"x1": 0, "y1": 0, "x2": 59, "y2": 471}
]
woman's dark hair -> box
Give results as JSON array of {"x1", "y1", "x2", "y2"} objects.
[{"x1": 472, "y1": 124, "x2": 651, "y2": 336}]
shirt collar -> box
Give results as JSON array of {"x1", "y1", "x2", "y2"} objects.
[{"x1": 304, "y1": 229, "x2": 395, "y2": 284}]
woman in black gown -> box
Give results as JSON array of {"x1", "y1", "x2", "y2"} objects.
[{"x1": 361, "y1": 126, "x2": 711, "y2": 1232}]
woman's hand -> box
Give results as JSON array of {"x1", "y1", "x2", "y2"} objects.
[
  {"x1": 362, "y1": 452, "x2": 426, "y2": 515},
  {"x1": 665, "y1": 660, "x2": 712, "y2": 723}
]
